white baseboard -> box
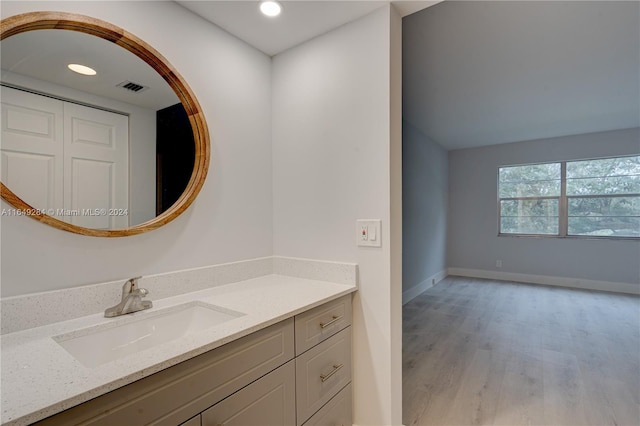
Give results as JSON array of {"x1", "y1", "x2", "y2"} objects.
[
  {"x1": 447, "y1": 267, "x2": 640, "y2": 295},
  {"x1": 402, "y1": 270, "x2": 447, "y2": 305}
]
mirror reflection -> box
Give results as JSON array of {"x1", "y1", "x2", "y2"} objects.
[{"x1": 1, "y1": 29, "x2": 195, "y2": 229}]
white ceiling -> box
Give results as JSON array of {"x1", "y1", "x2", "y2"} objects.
[
  {"x1": 176, "y1": 1, "x2": 440, "y2": 56},
  {"x1": 403, "y1": 1, "x2": 640, "y2": 150},
  {"x1": 177, "y1": 1, "x2": 386, "y2": 56},
  {"x1": 0, "y1": 29, "x2": 179, "y2": 110}
]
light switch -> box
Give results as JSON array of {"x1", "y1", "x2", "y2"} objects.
[
  {"x1": 361, "y1": 225, "x2": 369, "y2": 240},
  {"x1": 356, "y1": 219, "x2": 381, "y2": 247}
]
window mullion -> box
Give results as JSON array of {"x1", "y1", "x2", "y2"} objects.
[{"x1": 559, "y1": 162, "x2": 568, "y2": 236}]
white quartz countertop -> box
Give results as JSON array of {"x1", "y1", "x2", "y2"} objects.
[{"x1": 0, "y1": 274, "x2": 356, "y2": 425}]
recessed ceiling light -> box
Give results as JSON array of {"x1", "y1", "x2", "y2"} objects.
[
  {"x1": 260, "y1": 1, "x2": 282, "y2": 17},
  {"x1": 67, "y1": 64, "x2": 97, "y2": 76}
]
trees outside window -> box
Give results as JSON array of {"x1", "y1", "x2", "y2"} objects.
[{"x1": 498, "y1": 155, "x2": 640, "y2": 238}]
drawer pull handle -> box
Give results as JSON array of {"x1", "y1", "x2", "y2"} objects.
[
  {"x1": 320, "y1": 364, "x2": 344, "y2": 382},
  {"x1": 319, "y1": 315, "x2": 342, "y2": 329}
]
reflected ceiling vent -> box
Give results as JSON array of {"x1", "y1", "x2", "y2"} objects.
[{"x1": 116, "y1": 81, "x2": 149, "y2": 93}]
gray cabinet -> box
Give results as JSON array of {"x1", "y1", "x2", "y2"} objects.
[
  {"x1": 35, "y1": 296, "x2": 352, "y2": 426},
  {"x1": 201, "y1": 361, "x2": 296, "y2": 426},
  {"x1": 35, "y1": 319, "x2": 295, "y2": 426},
  {"x1": 294, "y1": 295, "x2": 353, "y2": 426},
  {"x1": 179, "y1": 415, "x2": 201, "y2": 426},
  {"x1": 296, "y1": 328, "x2": 351, "y2": 425},
  {"x1": 294, "y1": 295, "x2": 351, "y2": 354},
  {"x1": 303, "y1": 383, "x2": 352, "y2": 426}
]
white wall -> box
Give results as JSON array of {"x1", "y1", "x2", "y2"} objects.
[
  {"x1": 448, "y1": 127, "x2": 640, "y2": 288},
  {"x1": 272, "y1": 5, "x2": 403, "y2": 425},
  {"x1": 402, "y1": 121, "x2": 448, "y2": 299},
  {"x1": 1, "y1": 1, "x2": 273, "y2": 297}
]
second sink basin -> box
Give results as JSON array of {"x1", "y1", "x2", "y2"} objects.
[{"x1": 54, "y1": 301, "x2": 245, "y2": 368}]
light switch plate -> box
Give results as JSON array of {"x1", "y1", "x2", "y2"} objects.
[{"x1": 357, "y1": 219, "x2": 381, "y2": 247}]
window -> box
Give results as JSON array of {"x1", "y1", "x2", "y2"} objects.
[
  {"x1": 498, "y1": 155, "x2": 640, "y2": 238},
  {"x1": 566, "y1": 157, "x2": 640, "y2": 237}
]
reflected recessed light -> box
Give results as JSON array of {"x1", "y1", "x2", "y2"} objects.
[
  {"x1": 67, "y1": 63, "x2": 97, "y2": 76},
  {"x1": 260, "y1": 1, "x2": 282, "y2": 17}
]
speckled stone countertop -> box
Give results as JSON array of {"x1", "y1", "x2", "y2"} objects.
[{"x1": 1, "y1": 274, "x2": 357, "y2": 425}]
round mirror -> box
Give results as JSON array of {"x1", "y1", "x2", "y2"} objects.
[{"x1": 0, "y1": 12, "x2": 210, "y2": 237}]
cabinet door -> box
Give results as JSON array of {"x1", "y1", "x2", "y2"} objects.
[
  {"x1": 0, "y1": 86, "x2": 129, "y2": 228},
  {"x1": 63, "y1": 102, "x2": 129, "y2": 229},
  {"x1": 1, "y1": 86, "x2": 64, "y2": 211},
  {"x1": 180, "y1": 415, "x2": 201, "y2": 426},
  {"x1": 302, "y1": 383, "x2": 351, "y2": 426},
  {"x1": 202, "y1": 360, "x2": 296, "y2": 426},
  {"x1": 296, "y1": 327, "x2": 351, "y2": 425}
]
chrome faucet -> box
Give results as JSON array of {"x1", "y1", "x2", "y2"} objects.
[{"x1": 104, "y1": 276, "x2": 152, "y2": 318}]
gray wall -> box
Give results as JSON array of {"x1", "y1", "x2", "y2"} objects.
[
  {"x1": 448, "y1": 127, "x2": 640, "y2": 285},
  {"x1": 402, "y1": 121, "x2": 448, "y2": 292}
]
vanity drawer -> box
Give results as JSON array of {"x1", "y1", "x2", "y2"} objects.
[
  {"x1": 295, "y1": 295, "x2": 351, "y2": 355},
  {"x1": 179, "y1": 415, "x2": 201, "y2": 426},
  {"x1": 201, "y1": 360, "x2": 296, "y2": 426},
  {"x1": 296, "y1": 327, "x2": 352, "y2": 426},
  {"x1": 302, "y1": 383, "x2": 352, "y2": 426},
  {"x1": 36, "y1": 318, "x2": 294, "y2": 426}
]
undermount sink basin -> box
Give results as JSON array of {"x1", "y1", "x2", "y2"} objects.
[{"x1": 53, "y1": 302, "x2": 245, "y2": 368}]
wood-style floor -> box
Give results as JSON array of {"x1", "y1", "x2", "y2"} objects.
[{"x1": 402, "y1": 276, "x2": 640, "y2": 426}]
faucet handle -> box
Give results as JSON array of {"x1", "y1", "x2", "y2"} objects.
[{"x1": 122, "y1": 276, "x2": 143, "y2": 295}]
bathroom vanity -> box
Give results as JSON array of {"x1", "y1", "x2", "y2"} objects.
[
  {"x1": 0, "y1": 261, "x2": 357, "y2": 426},
  {"x1": 37, "y1": 296, "x2": 352, "y2": 426}
]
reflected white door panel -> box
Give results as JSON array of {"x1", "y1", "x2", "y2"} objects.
[
  {"x1": 1, "y1": 86, "x2": 129, "y2": 229},
  {"x1": 1, "y1": 86, "x2": 63, "y2": 210},
  {"x1": 63, "y1": 102, "x2": 128, "y2": 228}
]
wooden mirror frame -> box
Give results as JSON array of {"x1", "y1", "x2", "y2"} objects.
[{"x1": 0, "y1": 11, "x2": 210, "y2": 237}]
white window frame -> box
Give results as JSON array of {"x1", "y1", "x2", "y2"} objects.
[{"x1": 498, "y1": 155, "x2": 640, "y2": 240}]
